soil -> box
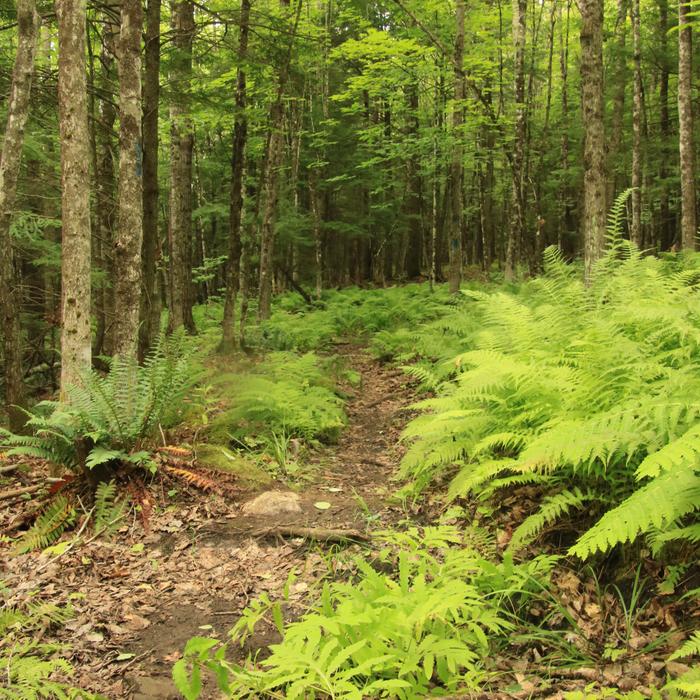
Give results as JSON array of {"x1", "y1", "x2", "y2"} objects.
[{"x1": 0, "y1": 345, "x2": 419, "y2": 699}]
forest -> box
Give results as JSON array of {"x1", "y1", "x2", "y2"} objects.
[{"x1": 1, "y1": 0, "x2": 700, "y2": 697}]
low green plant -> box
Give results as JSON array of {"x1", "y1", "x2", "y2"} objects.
[
  {"x1": 0, "y1": 590, "x2": 94, "y2": 699},
  {"x1": 206, "y1": 352, "x2": 346, "y2": 446},
  {"x1": 1, "y1": 331, "x2": 197, "y2": 476},
  {"x1": 174, "y1": 528, "x2": 557, "y2": 699}
]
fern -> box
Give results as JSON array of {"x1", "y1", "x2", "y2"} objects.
[
  {"x1": 93, "y1": 481, "x2": 127, "y2": 536},
  {"x1": 508, "y1": 488, "x2": 601, "y2": 553},
  {"x1": 670, "y1": 631, "x2": 700, "y2": 660},
  {"x1": 13, "y1": 496, "x2": 75, "y2": 555},
  {"x1": 569, "y1": 465, "x2": 700, "y2": 558}
]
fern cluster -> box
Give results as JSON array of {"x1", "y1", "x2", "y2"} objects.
[
  {"x1": 0, "y1": 592, "x2": 90, "y2": 699},
  {"x1": 173, "y1": 528, "x2": 556, "y2": 699},
  {"x1": 1, "y1": 331, "x2": 197, "y2": 475},
  {"x1": 399, "y1": 239, "x2": 700, "y2": 560},
  {"x1": 206, "y1": 351, "x2": 346, "y2": 446}
]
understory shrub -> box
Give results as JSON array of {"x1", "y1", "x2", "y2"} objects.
[
  {"x1": 206, "y1": 351, "x2": 346, "y2": 445},
  {"x1": 400, "y1": 231, "x2": 700, "y2": 560},
  {"x1": 174, "y1": 528, "x2": 557, "y2": 700},
  {"x1": 0, "y1": 331, "x2": 196, "y2": 475},
  {"x1": 0, "y1": 589, "x2": 93, "y2": 699}
]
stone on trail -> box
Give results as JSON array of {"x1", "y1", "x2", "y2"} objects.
[{"x1": 241, "y1": 491, "x2": 302, "y2": 516}]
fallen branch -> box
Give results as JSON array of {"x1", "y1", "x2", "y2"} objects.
[
  {"x1": 0, "y1": 463, "x2": 21, "y2": 475},
  {"x1": 0, "y1": 483, "x2": 43, "y2": 501},
  {"x1": 253, "y1": 526, "x2": 371, "y2": 543}
]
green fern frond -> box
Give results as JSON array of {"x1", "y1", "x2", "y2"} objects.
[
  {"x1": 508, "y1": 488, "x2": 601, "y2": 553},
  {"x1": 570, "y1": 468, "x2": 700, "y2": 558},
  {"x1": 670, "y1": 632, "x2": 700, "y2": 660},
  {"x1": 13, "y1": 496, "x2": 76, "y2": 555}
]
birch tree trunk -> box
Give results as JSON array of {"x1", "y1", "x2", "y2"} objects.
[
  {"x1": 678, "y1": 0, "x2": 696, "y2": 250},
  {"x1": 607, "y1": 0, "x2": 627, "y2": 210},
  {"x1": 448, "y1": 0, "x2": 465, "y2": 294},
  {"x1": 0, "y1": 0, "x2": 40, "y2": 430},
  {"x1": 139, "y1": 0, "x2": 162, "y2": 358},
  {"x1": 579, "y1": 0, "x2": 607, "y2": 281},
  {"x1": 506, "y1": 0, "x2": 527, "y2": 281},
  {"x1": 57, "y1": 0, "x2": 93, "y2": 395},
  {"x1": 630, "y1": 0, "x2": 642, "y2": 246},
  {"x1": 113, "y1": 0, "x2": 144, "y2": 359}
]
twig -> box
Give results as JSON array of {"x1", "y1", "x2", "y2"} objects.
[
  {"x1": 253, "y1": 526, "x2": 371, "y2": 543},
  {"x1": 0, "y1": 484, "x2": 43, "y2": 500}
]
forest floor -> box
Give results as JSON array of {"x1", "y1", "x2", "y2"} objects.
[
  {"x1": 1, "y1": 344, "x2": 421, "y2": 699},
  {"x1": 1, "y1": 342, "x2": 695, "y2": 699}
]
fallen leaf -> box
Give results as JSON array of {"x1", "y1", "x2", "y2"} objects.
[{"x1": 314, "y1": 501, "x2": 332, "y2": 510}]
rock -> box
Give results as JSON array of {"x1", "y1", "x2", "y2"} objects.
[
  {"x1": 132, "y1": 675, "x2": 178, "y2": 700},
  {"x1": 241, "y1": 491, "x2": 302, "y2": 516}
]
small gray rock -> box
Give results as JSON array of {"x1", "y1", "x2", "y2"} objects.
[{"x1": 241, "y1": 491, "x2": 302, "y2": 516}]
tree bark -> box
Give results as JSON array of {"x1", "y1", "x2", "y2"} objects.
[
  {"x1": 139, "y1": 0, "x2": 162, "y2": 359},
  {"x1": 658, "y1": 0, "x2": 672, "y2": 250},
  {"x1": 168, "y1": 0, "x2": 196, "y2": 332},
  {"x1": 506, "y1": 0, "x2": 527, "y2": 281},
  {"x1": 607, "y1": 0, "x2": 628, "y2": 210},
  {"x1": 257, "y1": 0, "x2": 303, "y2": 320},
  {"x1": 220, "y1": 0, "x2": 250, "y2": 352},
  {"x1": 630, "y1": 0, "x2": 642, "y2": 246},
  {"x1": 57, "y1": 0, "x2": 93, "y2": 396},
  {"x1": 448, "y1": 0, "x2": 465, "y2": 293},
  {"x1": 678, "y1": 0, "x2": 696, "y2": 250},
  {"x1": 0, "y1": 0, "x2": 40, "y2": 431},
  {"x1": 113, "y1": 0, "x2": 144, "y2": 359},
  {"x1": 579, "y1": 0, "x2": 606, "y2": 281}
]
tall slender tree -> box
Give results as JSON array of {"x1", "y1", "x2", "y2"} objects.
[
  {"x1": 168, "y1": 0, "x2": 196, "y2": 332},
  {"x1": 506, "y1": 0, "x2": 527, "y2": 280},
  {"x1": 0, "y1": 0, "x2": 41, "y2": 430},
  {"x1": 630, "y1": 0, "x2": 642, "y2": 246},
  {"x1": 57, "y1": 0, "x2": 93, "y2": 394},
  {"x1": 113, "y1": 0, "x2": 144, "y2": 359},
  {"x1": 139, "y1": 0, "x2": 162, "y2": 358},
  {"x1": 579, "y1": 0, "x2": 606, "y2": 281},
  {"x1": 220, "y1": 0, "x2": 251, "y2": 351},
  {"x1": 678, "y1": 0, "x2": 696, "y2": 250},
  {"x1": 448, "y1": 0, "x2": 465, "y2": 293}
]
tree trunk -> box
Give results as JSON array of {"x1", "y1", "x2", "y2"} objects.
[
  {"x1": 579, "y1": 0, "x2": 606, "y2": 281},
  {"x1": 506, "y1": 0, "x2": 527, "y2": 281},
  {"x1": 139, "y1": 0, "x2": 162, "y2": 359},
  {"x1": 607, "y1": 0, "x2": 628, "y2": 210},
  {"x1": 257, "y1": 0, "x2": 302, "y2": 320},
  {"x1": 220, "y1": 0, "x2": 250, "y2": 352},
  {"x1": 630, "y1": 0, "x2": 642, "y2": 246},
  {"x1": 57, "y1": 0, "x2": 93, "y2": 396},
  {"x1": 0, "y1": 0, "x2": 40, "y2": 430},
  {"x1": 448, "y1": 0, "x2": 465, "y2": 293},
  {"x1": 113, "y1": 0, "x2": 144, "y2": 359},
  {"x1": 678, "y1": 0, "x2": 696, "y2": 250},
  {"x1": 168, "y1": 0, "x2": 196, "y2": 332},
  {"x1": 658, "y1": 0, "x2": 672, "y2": 250}
]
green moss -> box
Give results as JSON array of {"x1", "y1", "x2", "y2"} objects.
[{"x1": 195, "y1": 444, "x2": 273, "y2": 487}]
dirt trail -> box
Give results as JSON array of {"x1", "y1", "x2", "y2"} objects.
[{"x1": 1, "y1": 345, "x2": 418, "y2": 699}]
